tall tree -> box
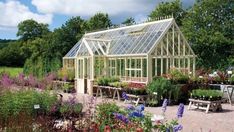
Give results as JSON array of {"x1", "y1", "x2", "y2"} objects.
[
  {"x1": 122, "y1": 17, "x2": 136, "y2": 26},
  {"x1": 88, "y1": 13, "x2": 112, "y2": 31},
  {"x1": 149, "y1": 0, "x2": 185, "y2": 25},
  {"x1": 182, "y1": 0, "x2": 234, "y2": 69},
  {"x1": 17, "y1": 19, "x2": 50, "y2": 41}
]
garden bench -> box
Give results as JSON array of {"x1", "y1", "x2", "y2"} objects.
[
  {"x1": 125, "y1": 94, "x2": 147, "y2": 106},
  {"x1": 188, "y1": 98, "x2": 222, "y2": 113}
]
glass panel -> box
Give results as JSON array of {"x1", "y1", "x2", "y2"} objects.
[
  {"x1": 131, "y1": 59, "x2": 135, "y2": 68},
  {"x1": 121, "y1": 59, "x2": 125, "y2": 76},
  {"x1": 152, "y1": 58, "x2": 155, "y2": 76},
  {"x1": 157, "y1": 59, "x2": 161, "y2": 76},
  {"x1": 65, "y1": 41, "x2": 81, "y2": 57},
  {"x1": 143, "y1": 59, "x2": 147, "y2": 77}
]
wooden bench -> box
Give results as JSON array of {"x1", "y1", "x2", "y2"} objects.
[
  {"x1": 125, "y1": 94, "x2": 147, "y2": 106},
  {"x1": 188, "y1": 98, "x2": 222, "y2": 113}
]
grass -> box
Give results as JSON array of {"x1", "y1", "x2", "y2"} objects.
[{"x1": 0, "y1": 67, "x2": 23, "y2": 77}]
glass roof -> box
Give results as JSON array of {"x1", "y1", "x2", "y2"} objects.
[
  {"x1": 64, "y1": 40, "x2": 81, "y2": 58},
  {"x1": 65, "y1": 18, "x2": 173, "y2": 57}
]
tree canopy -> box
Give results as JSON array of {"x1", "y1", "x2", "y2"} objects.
[
  {"x1": 182, "y1": 0, "x2": 234, "y2": 69},
  {"x1": 122, "y1": 17, "x2": 136, "y2": 26},
  {"x1": 17, "y1": 19, "x2": 50, "y2": 41},
  {"x1": 149, "y1": 0, "x2": 185, "y2": 26},
  {"x1": 88, "y1": 13, "x2": 112, "y2": 31}
]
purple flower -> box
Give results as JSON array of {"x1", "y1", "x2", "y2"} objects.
[
  {"x1": 122, "y1": 92, "x2": 129, "y2": 100},
  {"x1": 63, "y1": 76, "x2": 67, "y2": 81},
  {"x1": 113, "y1": 113, "x2": 129, "y2": 124},
  {"x1": 18, "y1": 73, "x2": 25, "y2": 86},
  {"x1": 128, "y1": 111, "x2": 144, "y2": 118},
  {"x1": 45, "y1": 72, "x2": 56, "y2": 83},
  {"x1": 126, "y1": 105, "x2": 135, "y2": 111},
  {"x1": 135, "y1": 104, "x2": 144, "y2": 112},
  {"x1": 0, "y1": 74, "x2": 12, "y2": 88},
  {"x1": 173, "y1": 124, "x2": 183, "y2": 132},
  {"x1": 68, "y1": 96, "x2": 76, "y2": 105},
  {"x1": 177, "y1": 103, "x2": 184, "y2": 118},
  {"x1": 28, "y1": 74, "x2": 37, "y2": 87},
  {"x1": 162, "y1": 99, "x2": 168, "y2": 113}
]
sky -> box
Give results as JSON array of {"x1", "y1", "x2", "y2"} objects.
[{"x1": 0, "y1": 0, "x2": 195, "y2": 39}]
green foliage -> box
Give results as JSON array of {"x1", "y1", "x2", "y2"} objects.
[
  {"x1": 147, "y1": 77, "x2": 179, "y2": 104},
  {"x1": 59, "y1": 102, "x2": 82, "y2": 117},
  {"x1": 0, "y1": 90, "x2": 57, "y2": 120},
  {"x1": 0, "y1": 39, "x2": 15, "y2": 49},
  {"x1": 88, "y1": 13, "x2": 112, "y2": 31},
  {"x1": 96, "y1": 102, "x2": 122, "y2": 126},
  {"x1": 149, "y1": 0, "x2": 185, "y2": 25},
  {"x1": 96, "y1": 77, "x2": 120, "y2": 86},
  {"x1": 57, "y1": 67, "x2": 75, "y2": 81},
  {"x1": 17, "y1": 19, "x2": 50, "y2": 41},
  {"x1": 230, "y1": 75, "x2": 234, "y2": 84},
  {"x1": 182, "y1": 0, "x2": 234, "y2": 69},
  {"x1": 122, "y1": 17, "x2": 136, "y2": 26},
  {"x1": 156, "y1": 119, "x2": 179, "y2": 131},
  {"x1": 0, "y1": 67, "x2": 23, "y2": 77},
  {"x1": 170, "y1": 69, "x2": 189, "y2": 84},
  {"x1": 23, "y1": 37, "x2": 62, "y2": 77},
  {"x1": 0, "y1": 41, "x2": 28, "y2": 67},
  {"x1": 109, "y1": 82, "x2": 128, "y2": 88},
  {"x1": 191, "y1": 89, "x2": 223, "y2": 101}
]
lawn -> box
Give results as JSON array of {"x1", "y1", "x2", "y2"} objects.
[{"x1": 0, "y1": 67, "x2": 23, "y2": 77}]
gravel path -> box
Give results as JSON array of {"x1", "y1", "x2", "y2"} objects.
[{"x1": 60, "y1": 92, "x2": 234, "y2": 132}]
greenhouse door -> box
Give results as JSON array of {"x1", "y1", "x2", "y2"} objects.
[{"x1": 77, "y1": 57, "x2": 90, "y2": 94}]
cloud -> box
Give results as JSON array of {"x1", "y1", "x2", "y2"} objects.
[
  {"x1": 31, "y1": 0, "x2": 154, "y2": 16},
  {"x1": 0, "y1": 0, "x2": 52, "y2": 29}
]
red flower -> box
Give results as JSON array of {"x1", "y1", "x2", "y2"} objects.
[{"x1": 104, "y1": 125, "x2": 111, "y2": 132}]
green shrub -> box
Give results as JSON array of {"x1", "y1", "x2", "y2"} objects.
[
  {"x1": 0, "y1": 90, "x2": 57, "y2": 120},
  {"x1": 57, "y1": 68, "x2": 75, "y2": 81},
  {"x1": 170, "y1": 69, "x2": 189, "y2": 84},
  {"x1": 60, "y1": 101, "x2": 83, "y2": 117},
  {"x1": 96, "y1": 102, "x2": 123, "y2": 126},
  {"x1": 147, "y1": 77, "x2": 178, "y2": 105}
]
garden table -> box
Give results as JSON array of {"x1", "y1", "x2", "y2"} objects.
[
  {"x1": 94, "y1": 86, "x2": 122, "y2": 101},
  {"x1": 188, "y1": 98, "x2": 222, "y2": 113}
]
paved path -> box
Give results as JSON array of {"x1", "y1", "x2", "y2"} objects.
[{"x1": 60, "y1": 92, "x2": 234, "y2": 132}]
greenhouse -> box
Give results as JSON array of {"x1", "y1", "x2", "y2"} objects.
[{"x1": 63, "y1": 18, "x2": 196, "y2": 94}]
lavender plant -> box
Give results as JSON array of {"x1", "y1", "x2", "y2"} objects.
[
  {"x1": 177, "y1": 103, "x2": 184, "y2": 119},
  {"x1": 162, "y1": 99, "x2": 168, "y2": 115}
]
